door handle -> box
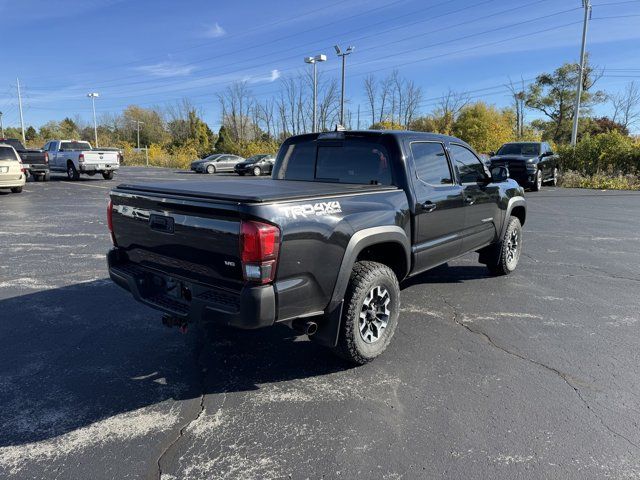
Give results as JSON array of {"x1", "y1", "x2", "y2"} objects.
[{"x1": 422, "y1": 201, "x2": 437, "y2": 212}]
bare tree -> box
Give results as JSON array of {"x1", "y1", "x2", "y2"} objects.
[
  {"x1": 611, "y1": 81, "x2": 640, "y2": 129},
  {"x1": 217, "y1": 81, "x2": 254, "y2": 143},
  {"x1": 378, "y1": 74, "x2": 394, "y2": 123},
  {"x1": 364, "y1": 75, "x2": 377, "y2": 126},
  {"x1": 318, "y1": 77, "x2": 339, "y2": 131},
  {"x1": 401, "y1": 80, "x2": 423, "y2": 126},
  {"x1": 506, "y1": 77, "x2": 527, "y2": 138}
]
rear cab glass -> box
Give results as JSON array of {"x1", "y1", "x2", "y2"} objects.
[
  {"x1": 60, "y1": 141, "x2": 92, "y2": 151},
  {"x1": 273, "y1": 134, "x2": 397, "y2": 185},
  {"x1": 0, "y1": 146, "x2": 19, "y2": 161}
]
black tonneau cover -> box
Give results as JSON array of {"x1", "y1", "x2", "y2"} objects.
[{"x1": 115, "y1": 179, "x2": 398, "y2": 203}]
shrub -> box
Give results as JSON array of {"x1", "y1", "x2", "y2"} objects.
[
  {"x1": 559, "y1": 170, "x2": 640, "y2": 190},
  {"x1": 557, "y1": 131, "x2": 640, "y2": 176}
]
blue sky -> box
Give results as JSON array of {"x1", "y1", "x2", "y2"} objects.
[{"x1": 1, "y1": 0, "x2": 639, "y2": 132}]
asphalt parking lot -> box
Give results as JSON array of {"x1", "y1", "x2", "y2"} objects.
[{"x1": 1, "y1": 166, "x2": 640, "y2": 479}]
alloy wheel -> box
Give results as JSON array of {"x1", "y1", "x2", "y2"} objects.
[{"x1": 359, "y1": 286, "x2": 391, "y2": 344}]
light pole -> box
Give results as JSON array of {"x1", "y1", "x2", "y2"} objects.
[
  {"x1": 87, "y1": 92, "x2": 99, "y2": 147},
  {"x1": 334, "y1": 45, "x2": 354, "y2": 127},
  {"x1": 570, "y1": 0, "x2": 592, "y2": 147},
  {"x1": 0, "y1": 111, "x2": 3, "y2": 138},
  {"x1": 304, "y1": 54, "x2": 327, "y2": 133}
]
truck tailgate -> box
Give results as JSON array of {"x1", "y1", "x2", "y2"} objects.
[
  {"x1": 83, "y1": 150, "x2": 119, "y2": 165},
  {"x1": 110, "y1": 189, "x2": 244, "y2": 290}
]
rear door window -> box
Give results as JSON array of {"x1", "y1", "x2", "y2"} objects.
[{"x1": 411, "y1": 142, "x2": 452, "y2": 186}]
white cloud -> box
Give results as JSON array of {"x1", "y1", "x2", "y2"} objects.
[
  {"x1": 204, "y1": 22, "x2": 226, "y2": 38},
  {"x1": 135, "y1": 62, "x2": 195, "y2": 77},
  {"x1": 247, "y1": 69, "x2": 281, "y2": 84}
]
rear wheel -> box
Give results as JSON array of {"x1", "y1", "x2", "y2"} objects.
[
  {"x1": 332, "y1": 261, "x2": 400, "y2": 365},
  {"x1": 11, "y1": 186, "x2": 23, "y2": 193},
  {"x1": 102, "y1": 171, "x2": 114, "y2": 180},
  {"x1": 43, "y1": 172, "x2": 50, "y2": 181},
  {"x1": 253, "y1": 166, "x2": 262, "y2": 176},
  {"x1": 67, "y1": 162, "x2": 79, "y2": 181},
  {"x1": 481, "y1": 216, "x2": 523, "y2": 276},
  {"x1": 206, "y1": 164, "x2": 215, "y2": 174}
]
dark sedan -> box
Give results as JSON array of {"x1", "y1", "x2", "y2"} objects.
[
  {"x1": 234, "y1": 154, "x2": 276, "y2": 176},
  {"x1": 489, "y1": 142, "x2": 559, "y2": 191}
]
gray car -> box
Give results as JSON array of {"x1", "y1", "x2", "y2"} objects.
[{"x1": 190, "y1": 154, "x2": 245, "y2": 174}]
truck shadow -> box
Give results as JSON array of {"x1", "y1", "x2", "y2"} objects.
[
  {"x1": 402, "y1": 263, "x2": 492, "y2": 288},
  {"x1": 0, "y1": 280, "x2": 346, "y2": 448}
]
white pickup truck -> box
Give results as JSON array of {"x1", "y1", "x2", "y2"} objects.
[{"x1": 44, "y1": 140, "x2": 120, "y2": 180}]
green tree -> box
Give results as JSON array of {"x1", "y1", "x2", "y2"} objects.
[
  {"x1": 60, "y1": 118, "x2": 79, "y2": 138},
  {"x1": 25, "y1": 126, "x2": 37, "y2": 141},
  {"x1": 215, "y1": 125, "x2": 230, "y2": 152},
  {"x1": 526, "y1": 58, "x2": 605, "y2": 144},
  {"x1": 452, "y1": 102, "x2": 515, "y2": 153}
]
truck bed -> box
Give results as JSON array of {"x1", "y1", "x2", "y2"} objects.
[{"x1": 115, "y1": 178, "x2": 398, "y2": 203}]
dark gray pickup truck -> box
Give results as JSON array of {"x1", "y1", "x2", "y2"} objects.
[
  {"x1": 107, "y1": 131, "x2": 526, "y2": 364},
  {"x1": 0, "y1": 138, "x2": 49, "y2": 181}
]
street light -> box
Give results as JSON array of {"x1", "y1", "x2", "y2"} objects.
[
  {"x1": 87, "y1": 93, "x2": 99, "y2": 147},
  {"x1": 132, "y1": 120, "x2": 144, "y2": 150},
  {"x1": 304, "y1": 54, "x2": 327, "y2": 133},
  {"x1": 334, "y1": 45, "x2": 354, "y2": 127}
]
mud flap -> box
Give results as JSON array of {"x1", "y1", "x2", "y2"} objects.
[{"x1": 310, "y1": 300, "x2": 344, "y2": 347}]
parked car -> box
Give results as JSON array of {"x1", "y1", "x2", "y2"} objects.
[
  {"x1": 489, "y1": 142, "x2": 559, "y2": 191},
  {"x1": 107, "y1": 130, "x2": 526, "y2": 364},
  {"x1": 234, "y1": 154, "x2": 276, "y2": 176},
  {"x1": 0, "y1": 143, "x2": 26, "y2": 193},
  {"x1": 190, "y1": 154, "x2": 244, "y2": 174},
  {"x1": 44, "y1": 140, "x2": 120, "y2": 180},
  {"x1": 0, "y1": 138, "x2": 49, "y2": 181}
]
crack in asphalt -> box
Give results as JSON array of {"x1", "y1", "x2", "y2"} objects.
[
  {"x1": 522, "y1": 252, "x2": 640, "y2": 283},
  {"x1": 433, "y1": 288, "x2": 640, "y2": 453}
]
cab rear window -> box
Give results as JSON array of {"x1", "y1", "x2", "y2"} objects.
[
  {"x1": 0, "y1": 146, "x2": 18, "y2": 161},
  {"x1": 274, "y1": 137, "x2": 394, "y2": 185}
]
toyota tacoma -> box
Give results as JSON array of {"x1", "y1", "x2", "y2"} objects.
[{"x1": 107, "y1": 131, "x2": 526, "y2": 364}]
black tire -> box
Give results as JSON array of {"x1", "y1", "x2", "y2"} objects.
[
  {"x1": 253, "y1": 166, "x2": 262, "y2": 176},
  {"x1": 67, "y1": 162, "x2": 79, "y2": 181},
  {"x1": 482, "y1": 216, "x2": 523, "y2": 276},
  {"x1": 43, "y1": 172, "x2": 50, "y2": 182},
  {"x1": 531, "y1": 169, "x2": 542, "y2": 191},
  {"x1": 102, "y1": 171, "x2": 114, "y2": 180},
  {"x1": 11, "y1": 186, "x2": 23, "y2": 193},
  {"x1": 206, "y1": 164, "x2": 215, "y2": 174},
  {"x1": 332, "y1": 261, "x2": 400, "y2": 365}
]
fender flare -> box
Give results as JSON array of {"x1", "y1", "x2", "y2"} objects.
[
  {"x1": 500, "y1": 196, "x2": 526, "y2": 239},
  {"x1": 311, "y1": 225, "x2": 410, "y2": 347}
]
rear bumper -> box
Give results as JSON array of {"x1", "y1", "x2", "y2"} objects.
[
  {"x1": 107, "y1": 248, "x2": 276, "y2": 329},
  {"x1": 0, "y1": 174, "x2": 26, "y2": 188},
  {"x1": 24, "y1": 165, "x2": 49, "y2": 174},
  {"x1": 80, "y1": 163, "x2": 119, "y2": 172}
]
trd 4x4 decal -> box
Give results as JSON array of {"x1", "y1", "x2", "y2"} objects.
[{"x1": 281, "y1": 201, "x2": 342, "y2": 219}]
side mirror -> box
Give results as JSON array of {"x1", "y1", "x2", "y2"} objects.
[{"x1": 491, "y1": 166, "x2": 509, "y2": 182}]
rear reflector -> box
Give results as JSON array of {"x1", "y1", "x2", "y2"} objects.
[
  {"x1": 44, "y1": 152, "x2": 49, "y2": 164},
  {"x1": 240, "y1": 220, "x2": 280, "y2": 284}
]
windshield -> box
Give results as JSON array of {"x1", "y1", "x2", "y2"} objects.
[
  {"x1": 0, "y1": 139, "x2": 24, "y2": 150},
  {"x1": 274, "y1": 136, "x2": 393, "y2": 185},
  {"x1": 496, "y1": 143, "x2": 540, "y2": 156},
  {"x1": 0, "y1": 146, "x2": 19, "y2": 161},
  {"x1": 60, "y1": 141, "x2": 92, "y2": 151}
]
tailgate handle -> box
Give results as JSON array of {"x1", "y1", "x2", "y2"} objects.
[{"x1": 149, "y1": 214, "x2": 175, "y2": 234}]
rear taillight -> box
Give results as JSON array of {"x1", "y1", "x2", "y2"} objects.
[
  {"x1": 44, "y1": 152, "x2": 49, "y2": 164},
  {"x1": 78, "y1": 154, "x2": 85, "y2": 163},
  {"x1": 240, "y1": 220, "x2": 280, "y2": 284},
  {"x1": 107, "y1": 199, "x2": 117, "y2": 246},
  {"x1": 19, "y1": 162, "x2": 25, "y2": 173}
]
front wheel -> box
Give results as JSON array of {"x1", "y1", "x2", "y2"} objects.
[
  {"x1": 531, "y1": 169, "x2": 542, "y2": 191},
  {"x1": 206, "y1": 164, "x2": 215, "y2": 174},
  {"x1": 253, "y1": 166, "x2": 262, "y2": 176},
  {"x1": 332, "y1": 261, "x2": 400, "y2": 365},
  {"x1": 102, "y1": 171, "x2": 114, "y2": 180},
  {"x1": 481, "y1": 216, "x2": 523, "y2": 276},
  {"x1": 11, "y1": 186, "x2": 23, "y2": 193}
]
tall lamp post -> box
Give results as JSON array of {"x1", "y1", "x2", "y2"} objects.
[
  {"x1": 133, "y1": 120, "x2": 144, "y2": 149},
  {"x1": 0, "y1": 111, "x2": 3, "y2": 138},
  {"x1": 304, "y1": 54, "x2": 327, "y2": 133},
  {"x1": 87, "y1": 92, "x2": 100, "y2": 147},
  {"x1": 334, "y1": 45, "x2": 354, "y2": 127}
]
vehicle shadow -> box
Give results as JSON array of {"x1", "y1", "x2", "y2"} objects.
[
  {"x1": 401, "y1": 262, "x2": 492, "y2": 288},
  {"x1": 0, "y1": 280, "x2": 348, "y2": 448}
]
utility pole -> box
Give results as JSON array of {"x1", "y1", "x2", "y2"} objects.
[
  {"x1": 571, "y1": 0, "x2": 592, "y2": 147},
  {"x1": 304, "y1": 54, "x2": 327, "y2": 133},
  {"x1": 134, "y1": 120, "x2": 144, "y2": 149},
  {"x1": 334, "y1": 45, "x2": 354, "y2": 127},
  {"x1": 357, "y1": 104, "x2": 360, "y2": 130},
  {"x1": 0, "y1": 111, "x2": 4, "y2": 138},
  {"x1": 87, "y1": 92, "x2": 100, "y2": 147},
  {"x1": 16, "y1": 77, "x2": 25, "y2": 144}
]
